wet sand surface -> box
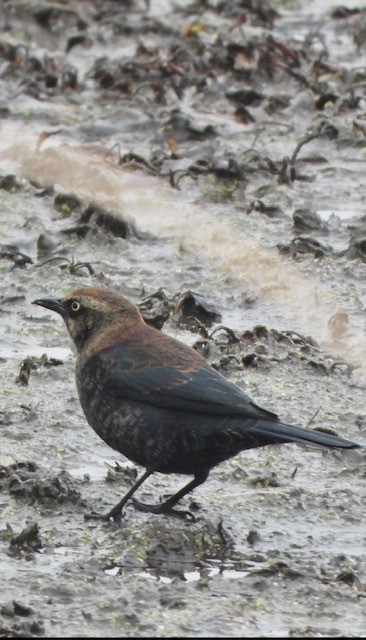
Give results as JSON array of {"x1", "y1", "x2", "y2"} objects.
[{"x1": 0, "y1": 1, "x2": 365, "y2": 637}]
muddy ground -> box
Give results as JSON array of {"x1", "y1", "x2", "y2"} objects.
[{"x1": 0, "y1": 0, "x2": 365, "y2": 637}]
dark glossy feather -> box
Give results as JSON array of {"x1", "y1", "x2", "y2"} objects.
[
  {"x1": 95, "y1": 343, "x2": 278, "y2": 420},
  {"x1": 94, "y1": 342, "x2": 357, "y2": 449}
]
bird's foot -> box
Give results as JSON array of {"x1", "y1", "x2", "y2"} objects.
[
  {"x1": 84, "y1": 508, "x2": 125, "y2": 524},
  {"x1": 131, "y1": 498, "x2": 196, "y2": 522}
]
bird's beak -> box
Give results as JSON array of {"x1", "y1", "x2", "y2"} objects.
[{"x1": 32, "y1": 297, "x2": 66, "y2": 318}]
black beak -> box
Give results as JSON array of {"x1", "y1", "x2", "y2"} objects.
[{"x1": 32, "y1": 297, "x2": 66, "y2": 318}]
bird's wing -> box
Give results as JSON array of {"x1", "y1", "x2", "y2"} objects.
[{"x1": 97, "y1": 349, "x2": 277, "y2": 420}]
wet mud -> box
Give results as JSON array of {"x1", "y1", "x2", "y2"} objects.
[{"x1": 0, "y1": 1, "x2": 365, "y2": 637}]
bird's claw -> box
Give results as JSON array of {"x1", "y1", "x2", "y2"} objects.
[
  {"x1": 84, "y1": 509, "x2": 125, "y2": 524},
  {"x1": 131, "y1": 498, "x2": 196, "y2": 522}
]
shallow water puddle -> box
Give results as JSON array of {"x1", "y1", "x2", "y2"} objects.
[{"x1": 104, "y1": 562, "x2": 255, "y2": 583}]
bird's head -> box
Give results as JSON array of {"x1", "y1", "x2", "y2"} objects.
[{"x1": 33, "y1": 287, "x2": 144, "y2": 354}]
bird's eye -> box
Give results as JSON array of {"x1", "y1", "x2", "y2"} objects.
[{"x1": 70, "y1": 300, "x2": 81, "y2": 313}]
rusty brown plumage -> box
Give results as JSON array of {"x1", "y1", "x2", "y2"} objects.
[{"x1": 33, "y1": 286, "x2": 360, "y2": 522}]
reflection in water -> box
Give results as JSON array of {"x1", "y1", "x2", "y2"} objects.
[{"x1": 104, "y1": 565, "x2": 251, "y2": 582}]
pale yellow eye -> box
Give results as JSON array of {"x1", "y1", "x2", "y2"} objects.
[{"x1": 71, "y1": 300, "x2": 80, "y2": 312}]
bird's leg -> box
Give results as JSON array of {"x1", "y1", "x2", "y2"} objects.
[
  {"x1": 85, "y1": 469, "x2": 154, "y2": 523},
  {"x1": 132, "y1": 470, "x2": 209, "y2": 521}
]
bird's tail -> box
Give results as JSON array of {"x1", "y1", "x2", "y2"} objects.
[{"x1": 253, "y1": 420, "x2": 360, "y2": 449}]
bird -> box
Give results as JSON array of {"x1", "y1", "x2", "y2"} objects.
[{"x1": 33, "y1": 287, "x2": 360, "y2": 522}]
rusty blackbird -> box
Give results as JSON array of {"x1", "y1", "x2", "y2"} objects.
[{"x1": 33, "y1": 287, "x2": 360, "y2": 521}]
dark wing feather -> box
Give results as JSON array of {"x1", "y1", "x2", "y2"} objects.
[
  {"x1": 96, "y1": 349, "x2": 277, "y2": 420},
  {"x1": 87, "y1": 343, "x2": 360, "y2": 449}
]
